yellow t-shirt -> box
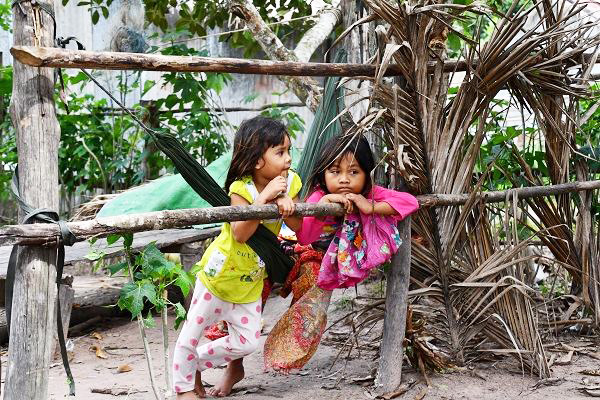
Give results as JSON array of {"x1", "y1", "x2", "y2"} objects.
[{"x1": 197, "y1": 171, "x2": 302, "y2": 303}]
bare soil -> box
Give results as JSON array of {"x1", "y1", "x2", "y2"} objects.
[{"x1": 4, "y1": 288, "x2": 597, "y2": 400}]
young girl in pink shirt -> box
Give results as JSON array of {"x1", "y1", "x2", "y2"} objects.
[
  {"x1": 297, "y1": 134, "x2": 419, "y2": 289},
  {"x1": 264, "y1": 134, "x2": 418, "y2": 372}
]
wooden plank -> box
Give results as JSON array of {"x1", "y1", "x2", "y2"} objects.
[
  {"x1": 10, "y1": 45, "x2": 470, "y2": 77},
  {"x1": 0, "y1": 227, "x2": 220, "y2": 279},
  {"x1": 376, "y1": 217, "x2": 411, "y2": 393},
  {"x1": 0, "y1": 277, "x2": 128, "y2": 343},
  {"x1": 2, "y1": 180, "x2": 600, "y2": 247}
]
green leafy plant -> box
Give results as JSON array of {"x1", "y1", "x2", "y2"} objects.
[
  {"x1": 97, "y1": 233, "x2": 194, "y2": 399},
  {"x1": 0, "y1": 0, "x2": 11, "y2": 32}
]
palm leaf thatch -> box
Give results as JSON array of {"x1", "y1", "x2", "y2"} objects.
[{"x1": 334, "y1": 0, "x2": 599, "y2": 377}]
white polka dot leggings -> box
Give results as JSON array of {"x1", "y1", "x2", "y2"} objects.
[{"x1": 172, "y1": 279, "x2": 262, "y2": 394}]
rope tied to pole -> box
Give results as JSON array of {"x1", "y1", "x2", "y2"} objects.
[{"x1": 7, "y1": 169, "x2": 76, "y2": 396}]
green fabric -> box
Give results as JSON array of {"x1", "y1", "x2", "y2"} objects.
[
  {"x1": 98, "y1": 148, "x2": 301, "y2": 218},
  {"x1": 296, "y1": 50, "x2": 346, "y2": 197}
]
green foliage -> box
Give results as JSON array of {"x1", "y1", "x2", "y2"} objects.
[
  {"x1": 104, "y1": 235, "x2": 194, "y2": 330},
  {"x1": 66, "y1": 0, "x2": 113, "y2": 24},
  {"x1": 148, "y1": 36, "x2": 231, "y2": 165},
  {"x1": 119, "y1": 280, "x2": 158, "y2": 318},
  {"x1": 64, "y1": 0, "x2": 315, "y2": 58},
  {"x1": 0, "y1": 38, "x2": 231, "y2": 220},
  {"x1": 0, "y1": 0, "x2": 10, "y2": 32},
  {"x1": 0, "y1": 66, "x2": 15, "y2": 208},
  {"x1": 260, "y1": 105, "x2": 305, "y2": 140}
]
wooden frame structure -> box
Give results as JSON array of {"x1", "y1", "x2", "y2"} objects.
[{"x1": 5, "y1": 7, "x2": 600, "y2": 400}]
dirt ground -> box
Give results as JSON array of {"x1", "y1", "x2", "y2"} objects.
[{"x1": 5, "y1": 288, "x2": 598, "y2": 400}]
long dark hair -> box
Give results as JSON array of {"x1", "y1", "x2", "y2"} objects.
[
  {"x1": 306, "y1": 134, "x2": 375, "y2": 197},
  {"x1": 225, "y1": 116, "x2": 289, "y2": 190}
]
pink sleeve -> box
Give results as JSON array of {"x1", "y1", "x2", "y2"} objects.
[
  {"x1": 297, "y1": 190, "x2": 327, "y2": 245},
  {"x1": 371, "y1": 186, "x2": 419, "y2": 220}
]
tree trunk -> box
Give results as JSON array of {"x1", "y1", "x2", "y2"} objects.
[
  {"x1": 6, "y1": 0, "x2": 61, "y2": 398},
  {"x1": 227, "y1": 0, "x2": 325, "y2": 112}
]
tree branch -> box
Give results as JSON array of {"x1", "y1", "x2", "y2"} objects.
[
  {"x1": 227, "y1": 0, "x2": 324, "y2": 112},
  {"x1": 294, "y1": 1, "x2": 342, "y2": 62},
  {"x1": 2, "y1": 179, "x2": 600, "y2": 247}
]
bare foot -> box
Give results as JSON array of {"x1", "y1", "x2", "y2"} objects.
[
  {"x1": 207, "y1": 358, "x2": 245, "y2": 397},
  {"x1": 177, "y1": 390, "x2": 201, "y2": 400},
  {"x1": 194, "y1": 370, "x2": 206, "y2": 398}
]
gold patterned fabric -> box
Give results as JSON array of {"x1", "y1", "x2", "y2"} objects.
[{"x1": 264, "y1": 245, "x2": 332, "y2": 372}]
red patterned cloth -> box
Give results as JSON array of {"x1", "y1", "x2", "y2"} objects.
[
  {"x1": 264, "y1": 245, "x2": 331, "y2": 372},
  {"x1": 280, "y1": 244, "x2": 323, "y2": 304}
]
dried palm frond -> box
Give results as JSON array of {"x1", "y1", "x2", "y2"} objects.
[{"x1": 337, "y1": 0, "x2": 599, "y2": 378}]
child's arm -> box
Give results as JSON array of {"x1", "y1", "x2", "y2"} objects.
[
  {"x1": 231, "y1": 176, "x2": 287, "y2": 243},
  {"x1": 276, "y1": 195, "x2": 302, "y2": 232},
  {"x1": 346, "y1": 187, "x2": 419, "y2": 217},
  {"x1": 345, "y1": 193, "x2": 396, "y2": 215}
]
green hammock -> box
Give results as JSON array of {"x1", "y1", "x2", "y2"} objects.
[
  {"x1": 98, "y1": 50, "x2": 346, "y2": 283},
  {"x1": 297, "y1": 50, "x2": 346, "y2": 194}
]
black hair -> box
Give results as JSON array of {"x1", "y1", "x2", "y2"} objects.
[
  {"x1": 225, "y1": 116, "x2": 290, "y2": 190},
  {"x1": 306, "y1": 134, "x2": 375, "y2": 197}
]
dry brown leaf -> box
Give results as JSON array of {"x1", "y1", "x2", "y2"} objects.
[
  {"x1": 91, "y1": 387, "x2": 146, "y2": 395},
  {"x1": 90, "y1": 332, "x2": 103, "y2": 340},
  {"x1": 117, "y1": 364, "x2": 132, "y2": 373},
  {"x1": 90, "y1": 345, "x2": 108, "y2": 359},
  {"x1": 555, "y1": 350, "x2": 574, "y2": 365},
  {"x1": 414, "y1": 386, "x2": 428, "y2": 400},
  {"x1": 581, "y1": 370, "x2": 600, "y2": 377},
  {"x1": 378, "y1": 384, "x2": 411, "y2": 399}
]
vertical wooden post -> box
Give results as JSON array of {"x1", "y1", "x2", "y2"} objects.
[
  {"x1": 376, "y1": 216, "x2": 411, "y2": 393},
  {"x1": 6, "y1": 0, "x2": 61, "y2": 398}
]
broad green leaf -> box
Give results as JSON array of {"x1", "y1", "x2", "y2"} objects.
[
  {"x1": 107, "y1": 261, "x2": 128, "y2": 276},
  {"x1": 174, "y1": 269, "x2": 194, "y2": 297},
  {"x1": 141, "y1": 242, "x2": 176, "y2": 279},
  {"x1": 106, "y1": 233, "x2": 122, "y2": 246},
  {"x1": 174, "y1": 302, "x2": 187, "y2": 330},
  {"x1": 142, "y1": 80, "x2": 156, "y2": 96},
  {"x1": 85, "y1": 249, "x2": 105, "y2": 261},
  {"x1": 143, "y1": 311, "x2": 156, "y2": 328},
  {"x1": 123, "y1": 233, "x2": 133, "y2": 248},
  {"x1": 118, "y1": 281, "x2": 158, "y2": 318}
]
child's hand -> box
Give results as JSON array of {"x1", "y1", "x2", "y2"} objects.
[
  {"x1": 257, "y1": 176, "x2": 287, "y2": 204},
  {"x1": 321, "y1": 193, "x2": 353, "y2": 213},
  {"x1": 275, "y1": 195, "x2": 295, "y2": 218},
  {"x1": 345, "y1": 193, "x2": 374, "y2": 215}
]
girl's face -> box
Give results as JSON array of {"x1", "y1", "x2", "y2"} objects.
[
  {"x1": 324, "y1": 152, "x2": 366, "y2": 195},
  {"x1": 255, "y1": 135, "x2": 292, "y2": 180}
]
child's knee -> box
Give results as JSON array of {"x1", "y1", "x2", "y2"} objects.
[{"x1": 236, "y1": 334, "x2": 260, "y2": 355}]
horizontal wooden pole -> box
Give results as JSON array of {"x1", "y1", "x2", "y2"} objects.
[
  {"x1": 0, "y1": 203, "x2": 346, "y2": 247},
  {"x1": 11, "y1": 46, "x2": 469, "y2": 76},
  {"x1": 0, "y1": 180, "x2": 598, "y2": 247},
  {"x1": 417, "y1": 180, "x2": 600, "y2": 207}
]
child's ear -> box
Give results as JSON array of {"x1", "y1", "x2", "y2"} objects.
[{"x1": 255, "y1": 157, "x2": 265, "y2": 170}]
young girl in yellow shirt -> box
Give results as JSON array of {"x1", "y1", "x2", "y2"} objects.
[{"x1": 173, "y1": 116, "x2": 302, "y2": 399}]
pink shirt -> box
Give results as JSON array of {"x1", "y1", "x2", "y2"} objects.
[{"x1": 297, "y1": 186, "x2": 419, "y2": 245}]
